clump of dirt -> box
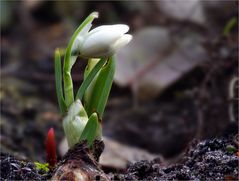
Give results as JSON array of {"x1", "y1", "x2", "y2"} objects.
[
  {"x1": 0, "y1": 153, "x2": 50, "y2": 180},
  {"x1": 110, "y1": 135, "x2": 239, "y2": 180}
]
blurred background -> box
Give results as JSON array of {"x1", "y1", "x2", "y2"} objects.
[{"x1": 1, "y1": 0, "x2": 238, "y2": 169}]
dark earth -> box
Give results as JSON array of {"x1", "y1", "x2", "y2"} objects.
[
  {"x1": 110, "y1": 135, "x2": 239, "y2": 180},
  {"x1": 1, "y1": 135, "x2": 239, "y2": 180},
  {"x1": 0, "y1": 153, "x2": 50, "y2": 181}
]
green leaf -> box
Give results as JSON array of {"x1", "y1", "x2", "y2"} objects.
[
  {"x1": 34, "y1": 162, "x2": 49, "y2": 172},
  {"x1": 80, "y1": 113, "x2": 99, "y2": 146},
  {"x1": 82, "y1": 59, "x2": 100, "y2": 118},
  {"x1": 63, "y1": 12, "x2": 98, "y2": 107},
  {"x1": 85, "y1": 56, "x2": 115, "y2": 119},
  {"x1": 75, "y1": 58, "x2": 106, "y2": 100},
  {"x1": 223, "y1": 17, "x2": 237, "y2": 36},
  {"x1": 226, "y1": 145, "x2": 237, "y2": 153},
  {"x1": 83, "y1": 59, "x2": 100, "y2": 104},
  {"x1": 54, "y1": 49, "x2": 67, "y2": 114}
]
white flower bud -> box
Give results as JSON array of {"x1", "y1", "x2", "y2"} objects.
[{"x1": 77, "y1": 24, "x2": 132, "y2": 58}]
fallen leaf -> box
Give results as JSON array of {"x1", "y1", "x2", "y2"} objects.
[{"x1": 115, "y1": 27, "x2": 207, "y2": 102}]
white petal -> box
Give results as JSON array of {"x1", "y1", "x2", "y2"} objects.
[
  {"x1": 80, "y1": 30, "x2": 125, "y2": 57},
  {"x1": 79, "y1": 23, "x2": 92, "y2": 37},
  {"x1": 89, "y1": 24, "x2": 129, "y2": 35},
  {"x1": 111, "y1": 34, "x2": 132, "y2": 50},
  {"x1": 72, "y1": 36, "x2": 84, "y2": 55}
]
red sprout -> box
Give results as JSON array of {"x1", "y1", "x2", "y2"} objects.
[{"x1": 45, "y1": 128, "x2": 57, "y2": 167}]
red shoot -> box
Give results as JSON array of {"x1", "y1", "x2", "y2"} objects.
[{"x1": 45, "y1": 128, "x2": 57, "y2": 167}]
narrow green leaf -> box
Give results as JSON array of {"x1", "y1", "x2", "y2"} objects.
[
  {"x1": 223, "y1": 17, "x2": 237, "y2": 36},
  {"x1": 83, "y1": 58, "x2": 100, "y2": 105},
  {"x1": 54, "y1": 49, "x2": 67, "y2": 114},
  {"x1": 80, "y1": 113, "x2": 99, "y2": 146},
  {"x1": 75, "y1": 58, "x2": 106, "y2": 100},
  {"x1": 63, "y1": 12, "x2": 98, "y2": 107},
  {"x1": 85, "y1": 56, "x2": 115, "y2": 119}
]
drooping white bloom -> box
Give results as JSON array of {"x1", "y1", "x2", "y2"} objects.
[{"x1": 76, "y1": 24, "x2": 132, "y2": 58}]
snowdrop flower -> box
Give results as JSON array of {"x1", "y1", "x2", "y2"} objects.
[{"x1": 75, "y1": 24, "x2": 132, "y2": 58}]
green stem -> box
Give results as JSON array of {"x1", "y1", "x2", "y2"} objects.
[{"x1": 63, "y1": 12, "x2": 98, "y2": 107}]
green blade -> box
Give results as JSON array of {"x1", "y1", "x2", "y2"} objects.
[
  {"x1": 54, "y1": 49, "x2": 67, "y2": 114},
  {"x1": 85, "y1": 56, "x2": 115, "y2": 119},
  {"x1": 83, "y1": 58, "x2": 100, "y2": 107},
  {"x1": 80, "y1": 113, "x2": 99, "y2": 146},
  {"x1": 75, "y1": 58, "x2": 106, "y2": 100}
]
